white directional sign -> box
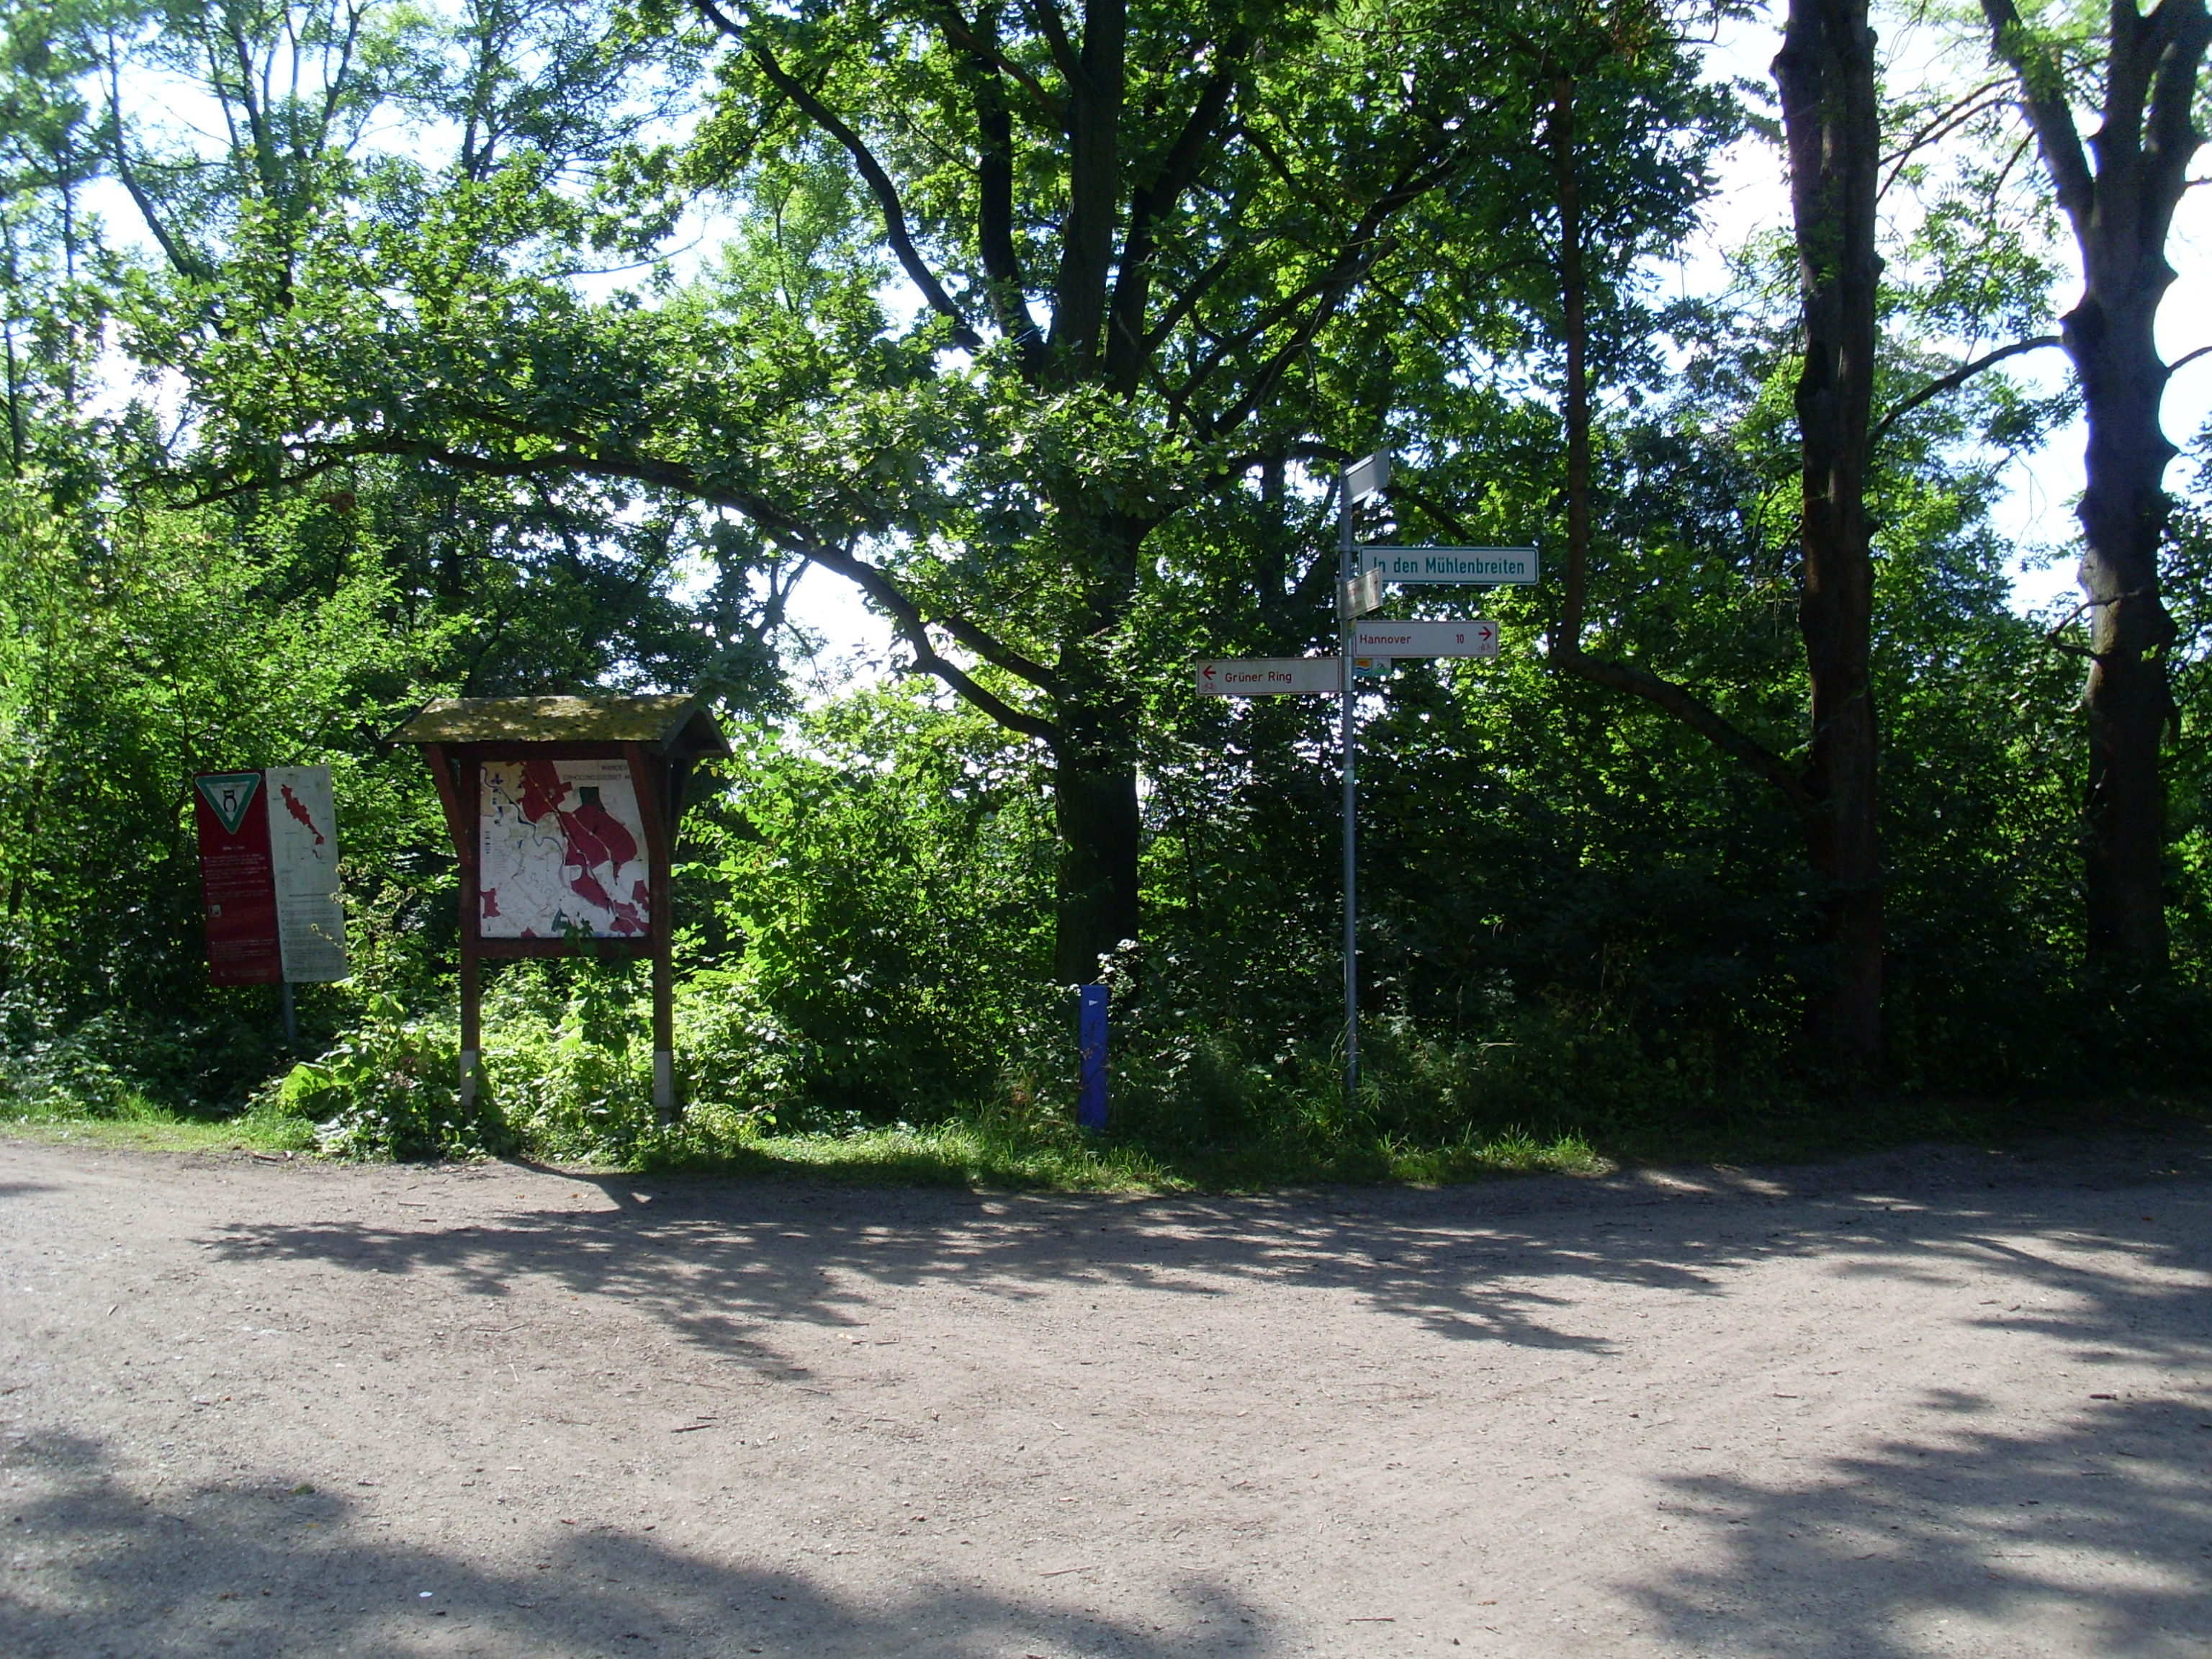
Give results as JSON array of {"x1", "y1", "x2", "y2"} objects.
[
  {"x1": 1197, "y1": 657, "x2": 1342, "y2": 696},
  {"x1": 1344, "y1": 451, "x2": 1391, "y2": 503},
  {"x1": 1359, "y1": 545, "x2": 1538, "y2": 585},
  {"x1": 1353, "y1": 619, "x2": 1498, "y2": 658}
]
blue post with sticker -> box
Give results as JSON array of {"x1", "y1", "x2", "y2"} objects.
[{"x1": 1077, "y1": 984, "x2": 1109, "y2": 1130}]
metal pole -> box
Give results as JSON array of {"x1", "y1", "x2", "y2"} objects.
[
  {"x1": 280, "y1": 981, "x2": 297, "y2": 1047},
  {"x1": 1339, "y1": 471, "x2": 1359, "y2": 1112},
  {"x1": 1078, "y1": 984, "x2": 1109, "y2": 1130}
]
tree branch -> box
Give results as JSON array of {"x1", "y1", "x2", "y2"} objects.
[
  {"x1": 934, "y1": 6, "x2": 1047, "y2": 367},
  {"x1": 1190, "y1": 152, "x2": 1455, "y2": 439},
  {"x1": 695, "y1": 0, "x2": 982, "y2": 351},
  {"x1": 1980, "y1": 0, "x2": 2095, "y2": 222},
  {"x1": 931, "y1": 1, "x2": 1065, "y2": 126},
  {"x1": 1870, "y1": 333, "x2": 2063, "y2": 445},
  {"x1": 1554, "y1": 646, "x2": 1815, "y2": 819},
  {"x1": 1047, "y1": 0, "x2": 1129, "y2": 369},
  {"x1": 800, "y1": 539, "x2": 1064, "y2": 737},
  {"x1": 1879, "y1": 81, "x2": 2010, "y2": 199},
  {"x1": 1022, "y1": 0, "x2": 1079, "y2": 81},
  {"x1": 1879, "y1": 78, "x2": 2010, "y2": 173},
  {"x1": 104, "y1": 48, "x2": 210, "y2": 282},
  {"x1": 1103, "y1": 37, "x2": 1247, "y2": 391},
  {"x1": 209, "y1": 431, "x2": 1066, "y2": 739},
  {"x1": 2143, "y1": 0, "x2": 2212, "y2": 228}
]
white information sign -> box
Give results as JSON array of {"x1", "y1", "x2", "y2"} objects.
[
  {"x1": 479, "y1": 758, "x2": 651, "y2": 940},
  {"x1": 1344, "y1": 451, "x2": 1391, "y2": 503},
  {"x1": 1196, "y1": 657, "x2": 1343, "y2": 696},
  {"x1": 1359, "y1": 546, "x2": 1538, "y2": 585},
  {"x1": 1339, "y1": 569, "x2": 1384, "y2": 617},
  {"x1": 1353, "y1": 619, "x2": 1499, "y2": 658},
  {"x1": 264, "y1": 764, "x2": 349, "y2": 982}
]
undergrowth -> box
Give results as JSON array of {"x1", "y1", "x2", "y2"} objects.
[{"x1": 3, "y1": 956, "x2": 2203, "y2": 1189}]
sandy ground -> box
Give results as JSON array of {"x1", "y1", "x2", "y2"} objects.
[{"x1": 1, "y1": 1132, "x2": 2208, "y2": 1659}]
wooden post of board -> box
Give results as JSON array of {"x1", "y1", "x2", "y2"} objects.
[
  {"x1": 458, "y1": 768, "x2": 482, "y2": 1109},
  {"x1": 625, "y1": 741, "x2": 677, "y2": 1120},
  {"x1": 421, "y1": 742, "x2": 482, "y2": 1106}
]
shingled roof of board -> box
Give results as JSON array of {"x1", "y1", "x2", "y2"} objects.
[{"x1": 390, "y1": 693, "x2": 729, "y2": 755}]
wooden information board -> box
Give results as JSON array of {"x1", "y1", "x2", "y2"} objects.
[{"x1": 393, "y1": 694, "x2": 729, "y2": 1118}]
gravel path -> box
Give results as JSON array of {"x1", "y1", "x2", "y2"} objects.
[{"x1": 2, "y1": 1130, "x2": 2208, "y2": 1658}]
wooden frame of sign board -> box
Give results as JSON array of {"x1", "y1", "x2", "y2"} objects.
[{"x1": 392, "y1": 694, "x2": 729, "y2": 1119}]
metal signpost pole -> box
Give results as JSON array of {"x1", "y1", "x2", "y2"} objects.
[
  {"x1": 1194, "y1": 484, "x2": 1521, "y2": 1122},
  {"x1": 1335, "y1": 450, "x2": 1388, "y2": 1112},
  {"x1": 1338, "y1": 471, "x2": 1359, "y2": 1112}
]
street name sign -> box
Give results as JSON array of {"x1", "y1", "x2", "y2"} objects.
[
  {"x1": 1197, "y1": 657, "x2": 1342, "y2": 696},
  {"x1": 1352, "y1": 619, "x2": 1498, "y2": 658},
  {"x1": 1359, "y1": 545, "x2": 1538, "y2": 585}
]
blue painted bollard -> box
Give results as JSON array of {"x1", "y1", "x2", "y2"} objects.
[{"x1": 1077, "y1": 984, "x2": 1109, "y2": 1130}]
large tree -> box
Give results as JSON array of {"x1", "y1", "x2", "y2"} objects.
[
  {"x1": 88, "y1": 0, "x2": 1722, "y2": 986},
  {"x1": 1977, "y1": 0, "x2": 2211, "y2": 966},
  {"x1": 1537, "y1": 0, "x2": 1887, "y2": 1080},
  {"x1": 1773, "y1": 0, "x2": 1884, "y2": 1071}
]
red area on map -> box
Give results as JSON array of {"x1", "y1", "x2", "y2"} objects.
[
  {"x1": 279, "y1": 783, "x2": 325, "y2": 845},
  {"x1": 514, "y1": 760, "x2": 647, "y2": 934}
]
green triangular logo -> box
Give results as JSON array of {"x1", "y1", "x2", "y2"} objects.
[{"x1": 195, "y1": 772, "x2": 261, "y2": 836}]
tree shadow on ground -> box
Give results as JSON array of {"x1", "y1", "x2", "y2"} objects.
[
  {"x1": 204, "y1": 1135, "x2": 2212, "y2": 1367},
  {"x1": 1, "y1": 1431, "x2": 1263, "y2": 1659},
  {"x1": 180, "y1": 1134, "x2": 2212, "y2": 1657},
  {"x1": 1628, "y1": 1393, "x2": 2212, "y2": 1658}
]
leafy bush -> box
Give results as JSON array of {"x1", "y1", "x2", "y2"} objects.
[
  {"x1": 0, "y1": 1008, "x2": 172, "y2": 1120},
  {"x1": 483, "y1": 963, "x2": 670, "y2": 1163},
  {"x1": 274, "y1": 995, "x2": 515, "y2": 1160}
]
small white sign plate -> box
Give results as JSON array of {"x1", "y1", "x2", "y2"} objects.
[
  {"x1": 1359, "y1": 546, "x2": 1538, "y2": 585},
  {"x1": 1339, "y1": 569, "x2": 1384, "y2": 617},
  {"x1": 1197, "y1": 657, "x2": 1343, "y2": 696},
  {"x1": 1353, "y1": 619, "x2": 1498, "y2": 658},
  {"x1": 1344, "y1": 451, "x2": 1391, "y2": 503}
]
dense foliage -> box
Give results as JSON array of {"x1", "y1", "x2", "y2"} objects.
[{"x1": 0, "y1": 0, "x2": 2206, "y2": 1172}]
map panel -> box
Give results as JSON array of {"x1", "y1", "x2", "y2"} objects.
[
  {"x1": 478, "y1": 759, "x2": 650, "y2": 940},
  {"x1": 266, "y1": 764, "x2": 350, "y2": 982}
]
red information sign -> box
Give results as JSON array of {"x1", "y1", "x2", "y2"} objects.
[{"x1": 194, "y1": 771, "x2": 282, "y2": 985}]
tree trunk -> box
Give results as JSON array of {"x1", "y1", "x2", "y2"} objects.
[
  {"x1": 1050, "y1": 721, "x2": 1142, "y2": 986},
  {"x1": 1547, "y1": 45, "x2": 1881, "y2": 1084},
  {"x1": 1776, "y1": 0, "x2": 1884, "y2": 1082},
  {"x1": 1979, "y1": 0, "x2": 2212, "y2": 966},
  {"x1": 2072, "y1": 279, "x2": 2179, "y2": 962}
]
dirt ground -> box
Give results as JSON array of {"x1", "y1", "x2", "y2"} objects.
[{"x1": 2, "y1": 1132, "x2": 2208, "y2": 1659}]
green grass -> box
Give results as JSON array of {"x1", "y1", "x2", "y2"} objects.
[
  {"x1": 0, "y1": 1100, "x2": 317, "y2": 1157},
  {"x1": 6, "y1": 1087, "x2": 2200, "y2": 1191},
  {"x1": 0, "y1": 1095, "x2": 1605, "y2": 1190},
  {"x1": 625, "y1": 1120, "x2": 1607, "y2": 1191}
]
